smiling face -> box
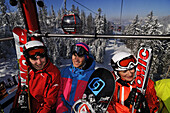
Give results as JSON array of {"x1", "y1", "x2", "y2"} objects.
[
  {"x1": 29, "y1": 56, "x2": 46, "y2": 70},
  {"x1": 118, "y1": 68, "x2": 135, "y2": 81},
  {"x1": 72, "y1": 53, "x2": 86, "y2": 69}
]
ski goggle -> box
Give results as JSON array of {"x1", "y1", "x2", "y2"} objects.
[
  {"x1": 115, "y1": 55, "x2": 137, "y2": 70},
  {"x1": 28, "y1": 48, "x2": 46, "y2": 60},
  {"x1": 71, "y1": 45, "x2": 89, "y2": 57}
]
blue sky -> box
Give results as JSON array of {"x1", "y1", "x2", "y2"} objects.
[
  {"x1": 6, "y1": 0, "x2": 170, "y2": 20},
  {"x1": 43, "y1": 0, "x2": 170, "y2": 19}
]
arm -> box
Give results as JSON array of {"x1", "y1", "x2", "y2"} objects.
[
  {"x1": 56, "y1": 69, "x2": 69, "y2": 113},
  {"x1": 107, "y1": 95, "x2": 130, "y2": 113},
  {"x1": 145, "y1": 79, "x2": 159, "y2": 113},
  {"x1": 38, "y1": 71, "x2": 61, "y2": 113}
]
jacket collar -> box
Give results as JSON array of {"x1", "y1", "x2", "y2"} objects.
[{"x1": 69, "y1": 57, "x2": 95, "y2": 77}]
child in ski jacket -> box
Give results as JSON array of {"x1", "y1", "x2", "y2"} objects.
[
  {"x1": 107, "y1": 51, "x2": 159, "y2": 113},
  {"x1": 56, "y1": 42, "x2": 96, "y2": 113},
  {"x1": 11, "y1": 41, "x2": 61, "y2": 113}
]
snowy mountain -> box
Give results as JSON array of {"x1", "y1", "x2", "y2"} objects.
[{"x1": 158, "y1": 15, "x2": 170, "y2": 33}]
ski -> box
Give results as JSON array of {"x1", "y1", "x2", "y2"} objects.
[
  {"x1": 131, "y1": 46, "x2": 153, "y2": 113},
  {"x1": 10, "y1": 0, "x2": 42, "y2": 112},
  {"x1": 19, "y1": 0, "x2": 41, "y2": 37},
  {"x1": 12, "y1": 27, "x2": 30, "y2": 113},
  {"x1": 72, "y1": 68, "x2": 115, "y2": 113}
]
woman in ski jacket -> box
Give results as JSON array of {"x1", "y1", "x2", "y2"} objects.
[
  {"x1": 107, "y1": 52, "x2": 159, "y2": 113},
  {"x1": 12, "y1": 40, "x2": 61, "y2": 113},
  {"x1": 56, "y1": 42, "x2": 96, "y2": 113}
]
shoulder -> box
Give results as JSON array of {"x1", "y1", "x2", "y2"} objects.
[
  {"x1": 148, "y1": 78, "x2": 154, "y2": 86},
  {"x1": 60, "y1": 65, "x2": 72, "y2": 77},
  {"x1": 147, "y1": 78, "x2": 155, "y2": 89},
  {"x1": 46, "y1": 61, "x2": 61, "y2": 76}
]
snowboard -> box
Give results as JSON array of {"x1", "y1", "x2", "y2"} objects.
[{"x1": 72, "y1": 68, "x2": 115, "y2": 113}]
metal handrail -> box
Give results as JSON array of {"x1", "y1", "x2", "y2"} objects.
[{"x1": 1, "y1": 34, "x2": 170, "y2": 41}]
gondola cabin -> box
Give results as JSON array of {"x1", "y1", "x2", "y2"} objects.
[
  {"x1": 117, "y1": 26, "x2": 121, "y2": 32},
  {"x1": 61, "y1": 13, "x2": 82, "y2": 34}
]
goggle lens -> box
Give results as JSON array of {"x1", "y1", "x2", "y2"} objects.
[
  {"x1": 119, "y1": 56, "x2": 136, "y2": 67},
  {"x1": 117, "y1": 55, "x2": 137, "y2": 70},
  {"x1": 29, "y1": 53, "x2": 46, "y2": 60},
  {"x1": 71, "y1": 46, "x2": 88, "y2": 57},
  {"x1": 28, "y1": 48, "x2": 46, "y2": 60}
]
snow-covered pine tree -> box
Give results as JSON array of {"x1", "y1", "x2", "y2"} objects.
[
  {"x1": 41, "y1": 4, "x2": 48, "y2": 32},
  {"x1": 105, "y1": 21, "x2": 112, "y2": 34},
  {"x1": 149, "y1": 19, "x2": 163, "y2": 35},
  {"x1": 81, "y1": 10, "x2": 86, "y2": 34},
  {"x1": 50, "y1": 5, "x2": 57, "y2": 32},
  {"x1": 142, "y1": 11, "x2": 155, "y2": 35},
  {"x1": 57, "y1": 9, "x2": 62, "y2": 28},
  {"x1": 76, "y1": 6, "x2": 80, "y2": 16},
  {"x1": 71, "y1": 4, "x2": 76, "y2": 13},
  {"x1": 0, "y1": 0, "x2": 11, "y2": 37},
  {"x1": 124, "y1": 15, "x2": 142, "y2": 54},
  {"x1": 87, "y1": 13, "x2": 94, "y2": 34},
  {"x1": 124, "y1": 15, "x2": 142, "y2": 35},
  {"x1": 38, "y1": 7, "x2": 44, "y2": 32},
  {"x1": 94, "y1": 8, "x2": 105, "y2": 34}
]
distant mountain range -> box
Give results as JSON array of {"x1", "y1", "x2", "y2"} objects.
[
  {"x1": 109, "y1": 15, "x2": 170, "y2": 29},
  {"x1": 158, "y1": 15, "x2": 170, "y2": 29}
]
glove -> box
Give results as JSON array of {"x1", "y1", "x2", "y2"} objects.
[
  {"x1": 124, "y1": 88, "x2": 150, "y2": 113},
  {"x1": 124, "y1": 88, "x2": 137, "y2": 108},
  {"x1": 136, "y1": 93, "x2": 150, "y2": 113}
]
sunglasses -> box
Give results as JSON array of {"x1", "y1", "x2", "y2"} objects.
[{"x1": 71, "y1": 45, "x2": 88, "y2": 57}]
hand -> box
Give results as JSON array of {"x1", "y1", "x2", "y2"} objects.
[
  {"x1": 124, "y1": 88, "x2": 137, "y2": 108},
  {"x1": 136, "y1": 94, "x2": 150, "y2": 113},
  {"x1": 124, "y1": 88, "x2": 150, "y2": 113}
]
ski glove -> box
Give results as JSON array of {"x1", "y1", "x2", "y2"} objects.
[
  {"x1": 124, "y1": 88, "x2": 150, "y2": 113},
  {"x1": 124, "y1": 88, "x2": 137, "y2": 108}
]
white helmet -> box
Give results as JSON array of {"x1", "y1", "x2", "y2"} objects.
[
  {"x1": 24, "y1": 40, "x2": 44, "y2": 50},
  {"x1": 111, "y1": 52, "x2": 137, "y2": 71},
  {"x1": 23, "y1": 40, "x2": 47, "y2": 59}
]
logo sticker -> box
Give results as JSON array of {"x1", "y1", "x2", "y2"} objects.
[{"x1": 88, "y1": 77, "x2": 105, "y2": 96}]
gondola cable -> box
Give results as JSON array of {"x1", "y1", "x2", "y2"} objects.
[{"x1": 73, "y1": 0, "x2": 97, "y2": 15}]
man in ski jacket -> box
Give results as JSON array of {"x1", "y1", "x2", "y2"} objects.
[
  {"x1": 12, "y1": 40, "x2": 61, "y2": 113},
  {"x1": 107, "y1": 52, "x2": 159, "y2": 113},
  {"x1": 56, "y1": 42, "x2": 96, "y2": 113}
]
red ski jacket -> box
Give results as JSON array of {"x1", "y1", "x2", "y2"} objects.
[
  {"x1": 107, "y1": 72, "x2": 159, "y2": 113},
  {"x1": 13, "y1": 59, "x2": 61, "y2": 113}
]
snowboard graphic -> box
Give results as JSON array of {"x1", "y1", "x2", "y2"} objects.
[{"x1": 72, "y1": 68, "x2": 115, "y2": 113}]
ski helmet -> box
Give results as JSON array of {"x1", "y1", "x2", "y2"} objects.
[
  {"x1": 71, "y1": 42, "x2": 89, "y2": 59},
  {"x1": 111, "y1": 52, "x2": 137, "y2": 71},
  {"x1": 23, "y1": 40, "x2": 47, "y2": 60}
]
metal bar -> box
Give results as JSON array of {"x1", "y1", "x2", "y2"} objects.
[
  {"x1": 0, "y1": 37, "x2": 14, "y2": 41},
  {"x1": 1, "y1": 34, "x2": 170, "y2": 42},
  {"x1": 33, "y1": 33, "x2": 170, "y2": 39}
]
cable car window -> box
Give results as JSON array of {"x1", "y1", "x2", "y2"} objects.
[{"x1": 63, "y1": 16, "x2": 75, "y2": 25}]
